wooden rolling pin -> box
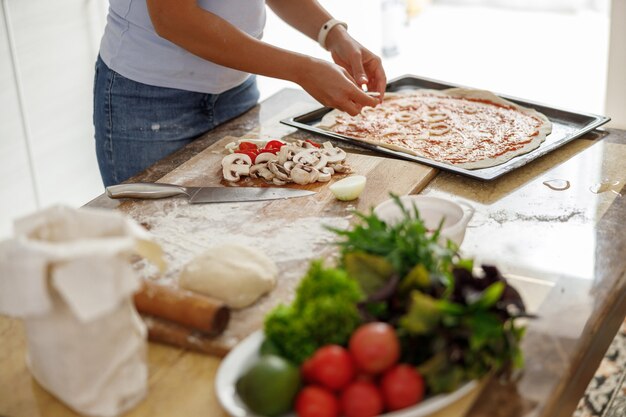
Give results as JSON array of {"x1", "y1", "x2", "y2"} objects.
[
  {"x1": 142, "y1": 314, "x2": 232, "y2": 357},
  {"x1": 134, "y1": 280, "x2": 230, "y2": 336}
]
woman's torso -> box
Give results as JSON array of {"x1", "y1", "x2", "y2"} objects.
[{"x1": 99, "y1": 0, "x2": 267, "y2": 94}]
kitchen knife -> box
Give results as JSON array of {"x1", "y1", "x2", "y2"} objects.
[{"x1": 106, "y1": 182, "x2": 315, "y2": 203}]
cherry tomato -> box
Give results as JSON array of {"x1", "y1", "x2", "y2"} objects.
[
  {"x1": 295, "y1": 386, "x2": 340, "y2": 417},
  {"x1": 354, "y1": 372, "x2": 376, "y2": 383},
  {"x1": 305, "y1": 139, "x2": 321, "y2": 148},
  {"x1": 340, "y1": 381, "x2": 384, "y2": 417},
  {"x1": 301, "y1": 357, "x2": 317, "y2": 383},
  {"x1": 235, "y1": 149, "x2": 260, "y2": 163},
  {"x1": 263, "y1": 140, "x2": 285, "y2": 152},
  {"x1": 380, "y1": 365, "x2": 425, "y2": 411},
  {"x1": 310, "y1": 345, "x2": 355, "y2": 390},
  {"x1": 349, "y1": 322, "x2": 400, "y2": 374},
  {"x1": 238, "y1": 141, "x2": 258, "y2": 151}
]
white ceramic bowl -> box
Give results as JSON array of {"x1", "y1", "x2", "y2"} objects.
[
  {"x1": 215, "y1": 331, "x2": 478, "y2": 417},
  {"x1": 373, "y1": 196, "x2": 474, "y2": 247}
]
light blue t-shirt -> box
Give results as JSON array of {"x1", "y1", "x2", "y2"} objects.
[{"x1": 100, "y1": 0, "x2": 266, "y2": 94}]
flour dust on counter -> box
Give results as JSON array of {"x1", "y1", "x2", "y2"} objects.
[{"x1": 124, "y1": 197, "x2": 351, "y2": 349}]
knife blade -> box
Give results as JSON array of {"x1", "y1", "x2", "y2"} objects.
[{"x1": 106, "y1": 182, "x2": 315, "y2": 203}]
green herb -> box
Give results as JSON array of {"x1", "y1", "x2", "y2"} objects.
[
  {"x1": 329, "y1": 194, "x2": 457, "y2": 287},
  {"x1": 264, "y1": 261, "x2": 363, "y2": 364}
]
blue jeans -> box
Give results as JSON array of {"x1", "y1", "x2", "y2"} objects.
[{"x1": 93, "y1": 56, "x2": 259, "y2": 186}]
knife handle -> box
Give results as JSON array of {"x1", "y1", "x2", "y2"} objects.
[{"x1": 106, "y1": 183, "x2": 189, "y2": 199}]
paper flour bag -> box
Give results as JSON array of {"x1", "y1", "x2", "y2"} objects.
[{"x1": 0, "y1": 205, "x2": 165, "y2": 417}]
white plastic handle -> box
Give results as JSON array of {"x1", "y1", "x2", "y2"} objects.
[{"x1": 456, "y1": 200, "x2": 475, "y2": 228}]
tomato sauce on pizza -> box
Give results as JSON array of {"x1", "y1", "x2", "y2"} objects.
[{"x1": 319, "y1": 88, "x2": 552, "y2": 170}]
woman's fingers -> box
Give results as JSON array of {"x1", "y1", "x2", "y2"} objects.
[
  {"x1": 349, "y1": 52, "x2": 368, "y2": 86},
  {"x1": 298, "y1": 59, "x2": 380, "y2": 116},
  {"x1": 338, "y1": 100, "x2": 362, "y2": 116},
  {"x1": 349, "y1": 88, "x2": 379, "y2": 109},
  {"x1": 330, "y1": 86, "x2": 376, "y2": 116},
  {"x1": 362, "y1": 54, "x2": 386, "y2": 102}
]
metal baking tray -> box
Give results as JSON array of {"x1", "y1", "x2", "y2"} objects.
[{"x1": 281, "y1": 75, "x2": 610, "y2": 181}]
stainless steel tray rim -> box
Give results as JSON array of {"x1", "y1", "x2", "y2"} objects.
[{"x1": 280, "y1": 75, "x2": 611, "y2": 181}]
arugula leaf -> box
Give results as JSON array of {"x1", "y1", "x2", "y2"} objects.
[
  {"x1": 399, "y1": 291, "x2": 441, "y2": 334},
  {"x1": 344, "y1": 252, "x2": 395, "y2": 296},
  {"x1": 471, "y1": 281, "x2": 505, "y2": 310}
]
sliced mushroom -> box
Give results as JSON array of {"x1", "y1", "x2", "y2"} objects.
[
  {"x1": 222, "y1": 153, "x2": 252, "y2": 182},
  {"x1": 292, "y1": 148, "x2": 329, "y2": 170},
  {"x1": 250, "y1": 163, "x2": 268, "y2": 178},
  {"x1": 255, "y1": 152, "x2": 278, "y2": 164},
  {"x1": 330, "y1": 163, "x2": 350, "y2": 174},
  {"x1": 292, "y1": 148, "x2": 320, "y2": 165},
  {"x1": 272, "y1": 178, "x2": 287, "y2": 186},
  {"x1": 321, "y1": 166, "x2": 335, "y2": 176},
  {"x1": 317, "y1": 168, "x2": 332, "y2": 182},
  {"x1": 321, "y1": 146, "x2": 346, "y2": 164},
  {"x1": 283, "y1": 161, "x2": 296, "y2": 172},
  {"x1": 250, "y1": 164, "x2": 274, "y2": 181},
  {"x1": 315, "y1": 154, "x2": 329, "y2": 170},
  {"x1": 278, "y1": 145, "x2": 299, "y2": 164},
  {"x1": 268, "y1": 161, "x2": 290, "y2": 181},
  {"x1": 291, "y1": 164, "x2": 319, "y2": 185}
]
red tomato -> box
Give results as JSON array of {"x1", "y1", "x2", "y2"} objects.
[
  {"x1": 238, "y1": 141, "x2": 258, "y2": 151},
  {"x1": 310, "y1": 345, "x2": 355, "y2": 390},
  {"x1": 349, "y1": 322, "x2": 400, "y2": 374},
  {"x1": 380, "y1": 365, "x2": 425, "y2": 411},
  {"x1": 295, "y1": 386, "x2": 340, "y2": 417},
  {"x1": 301, "y1": 357, "x2": 317, "y2": 383},
  {"x1": 340, "y1": 381, "x2": 384, "y2": 417},
  {"x1": 354, "y1": 372, "x2": 376, "y2": 383},
  {"x1": 305, "y1": 139, "x2": 321, "y2": 148},
  {"x1": 235, "y1": 149, "x2": 259, "y2": 163},
  {"x1": 263, "y1": 140, "x2": 285, "y2": 152}
]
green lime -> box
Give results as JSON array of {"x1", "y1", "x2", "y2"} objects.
[{"x1": 235, "y1": 355, "x2": 301, "y2": 417}]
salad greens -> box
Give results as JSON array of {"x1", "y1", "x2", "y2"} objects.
[
  {"x1": 330, "y1": 195, "x2": 458, "y2": 281},
  {"x1": 264, "y1": 261, "x2": 363, "y2": 364},
  {"x1": 264, "y1": 194, "x2": 530, "y2": 394}
]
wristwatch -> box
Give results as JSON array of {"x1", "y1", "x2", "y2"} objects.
[{"x1": 317, "y1": 18, "x2": 348, "y2": 50}]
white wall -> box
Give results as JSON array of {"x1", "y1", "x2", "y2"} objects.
[
  {"x1": 605, "y1": 0, "x2": 626, "y2": 128},
  {"x1": 0, "y1": 0, "x2": 107, "y2": 238},
  {"x1": 0, "y1": 1, "x2": 38, "y2": 237},
  {"x1": 260, "y1": 1, "x2": 611, "y2": 116}
]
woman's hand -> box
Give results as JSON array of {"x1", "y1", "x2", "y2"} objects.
[
  {"x1": 295, "y1": 57, "x2": 379, "y2": 116},
  {"x1": 325, "y1": 26, "x2": 387, "y2": 102}
]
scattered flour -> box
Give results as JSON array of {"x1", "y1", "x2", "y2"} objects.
[
  {"x1": 123, "y1": 197, "x2": 351, "y2": 346},
  {"x1": 127, "y1": 198, "x2": 349, "y2": 284}
]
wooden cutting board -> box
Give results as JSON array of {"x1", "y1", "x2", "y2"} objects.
[{"x1": 116, "y1": 135, "x2": 437, "y2": 354}]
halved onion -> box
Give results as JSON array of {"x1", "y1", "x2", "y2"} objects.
[{"x1": 329, "y1": 175, "x2": 367, "y2": 201}]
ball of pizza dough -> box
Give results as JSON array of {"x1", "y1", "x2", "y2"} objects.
[{"x1": 179, "y1": 244, "x2": 278, "y2": 309}]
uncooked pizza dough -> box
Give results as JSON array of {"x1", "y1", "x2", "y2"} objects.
[
  {"x1": 318, "y1": 88, "x2": 552, "y2": 170},
  {"x1": 179, "y1": 244, "x2": 278, "y2": 309}
]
